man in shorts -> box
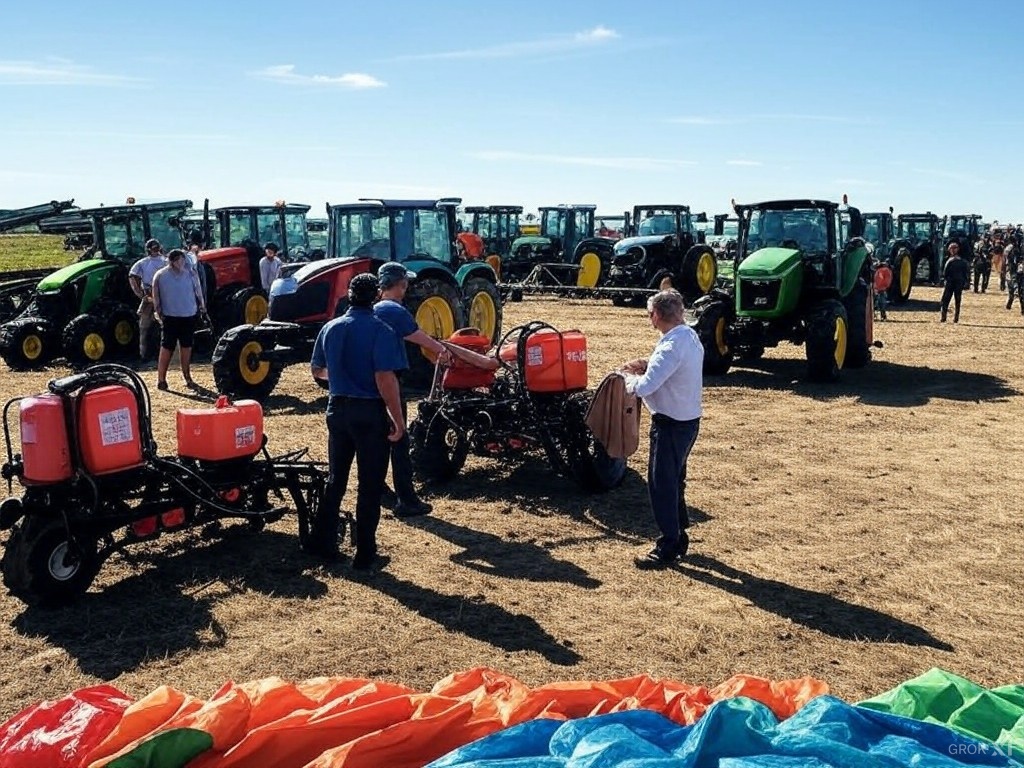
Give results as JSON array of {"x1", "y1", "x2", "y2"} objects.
[{"x1": 152, "y1": 249, "x2": 207, "y2": 390}]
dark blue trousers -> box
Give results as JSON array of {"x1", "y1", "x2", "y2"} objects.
[
  {"x1": 648, "y1": 414, "x2": 700, "y2": 556},
  {"x1": 388, "y1": 398, "x2": 417, "y2": 503},
  {"x1": 320, "y1": 397, "x2": 391, "y2": 557}
]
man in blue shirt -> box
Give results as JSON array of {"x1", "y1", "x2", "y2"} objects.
[
  {"x1": 622, "y1": 289, "x2": 704, "y2": 569},
  {"x1": 310, "y1": 272, "x2": 406, "y2": 570},
  {"x1": 373, "y1": 262, "x2": 453, "y2": 518}
]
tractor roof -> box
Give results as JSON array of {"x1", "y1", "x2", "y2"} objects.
[
  {"x1": 73, "y1": 199, "x2": 193, "y2": 217},
  {"x1": 862, "y1": 212, "x2": 893, "y2": 218},
  {"x1": 947, "y1": 213, "x2": 983, "y2": 219},
  {"x1": 899, "y1": 213, "x2": 939, "y2": 220},
  {"x1": 538, "y1": 204, "x2": 597, "y2": 211},
  {"x1": 332, "y1": 198, "x2": 463, "y2": 211},
  {"x1": 738, "y1": 199, "x2": 841, "y2": 212},
  {"x1": 213, "y1": 203, "x2": 311, "y2": 214},
  {"x1": 465, "y1": 205, "x2": 524, "y2": 214},
  {"x1": 632, "y1": 204, "x2": 692, "y2": 213}
]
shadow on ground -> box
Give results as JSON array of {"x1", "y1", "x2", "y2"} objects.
[
  {"x1": 679, "y1": 554, "x2": 954, "y2": 650},
  {"x1": 404, "y1": 516, "x2": 600, "y2": 587},
  {"x1": 10, "y1": 528, "x2": 328, "y2": 679},
  {"x1": 704, "y1": 358, "x2": 1018, "y2": 406},
  {"x1": 362, "y1": 570, "x2": 582, "y2": 666}
]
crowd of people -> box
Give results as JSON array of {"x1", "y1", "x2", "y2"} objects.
[{"x1": 939, "y1": 226, "x2": 1024, "y2": 323}]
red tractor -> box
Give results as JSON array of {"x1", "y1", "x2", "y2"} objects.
[
  {"x1": 191, "y1": 202, "x2": 320, "y2": 334},
  {"x1": 212, "y1": 198, "x2": 502, "y2": 400}
]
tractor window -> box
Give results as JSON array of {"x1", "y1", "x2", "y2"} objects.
[
  {"x1": 99, "y1": 221, "x2": 130, "y2": 259},
  {"x1": 541, "y1": 210, "x2": 565, "y2": 239},
  {"x1": 745, "y1": 209, "x2": 828, "y2": 255},
  {"x1": 282, "y1": 212, "x2": 309, "y2": 254},
  {"x1": 477, "y1": 215, "x2": 493, "y2": 239},
  {"x1": 127, "y1": 216, "x2": 147, "y2": 259},
  {"x1": 638, "y1": 210, "x2": 677, "y2": 237},
  {"x1": 256, "y1": 213, "x2": 284, "y2": 250},
  {"x1": 863, "y1": 217, "x2": 880, "y2": 245},
  {"x1": 574, "y1": 209, "x2": 592, "y2": 238},
  {"x1": 331, "y1": 210, "x2": 389, "y2": 259},
  {"x1": 227, "y1": 213, "x2": 254, "y2": 246},
  {"x1": 405, "y1": 208, "x2": 451, "y2": 262},
  {"x1": 148, "y1": 211, "x2": 183, "y2": 252}
]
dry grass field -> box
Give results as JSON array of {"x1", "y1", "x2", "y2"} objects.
[{"x1": 0, "y1": 286, "x2": 1021, "y2": 719}]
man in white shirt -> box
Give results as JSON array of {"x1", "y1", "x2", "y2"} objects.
[
  {"x1": 259, "y1": 242, "x2": 282, "y2": 292},
  {"x1": 622, "y1": 289, "x2": 704, "y2": 569},
  {"x1": 128, "y1": 238, "x2": 167, "y2": 360}
]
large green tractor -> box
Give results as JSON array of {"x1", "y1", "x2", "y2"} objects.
[
  {"x1": 861, "y1": 209, "x2": 913, "y2": 304},
  {"x1": 690, "y1": 199, "x2": 876, "y2": 383},
  {"x1": 505, "y1": 204, "x2": 597, "y2": 284},
  {"x1": 0, "y1": 200, "x2": 191, "y2": 370}
]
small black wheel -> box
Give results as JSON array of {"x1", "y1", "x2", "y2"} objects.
[
  {"x1": 63, "y1": 313, "x2": 110, "y2": 369},
  {"x1": 105, "y1": 304, "x2": 140, "y2": 360},
  {"x1": 410, "y1": 403, "x2": 469, "y2": 484},
  {"x1": 1, "y1": 517, "x2": 100, "y2": 606},
  {"x1": 678, "y1": 245, "x2": 718, "y2": 298},
  {"x1": 694, "y1": 300, "x2": 734, "y2": 375},
  {"x1": 212, "y1": 325, "x2": 283, "y2": 401}
]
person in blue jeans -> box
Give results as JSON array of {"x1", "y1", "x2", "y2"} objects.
[
  {"x1": 310, "y1": 273, "x2": 406, "y2": 570},
  {"x1": 373, "y1": 262, "x2": 453, "y2": 517},
  {"x1": 621, "y1": 289, "x2": 704, "y2": 569}
]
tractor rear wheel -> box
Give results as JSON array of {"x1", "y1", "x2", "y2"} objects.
[
  {"x1": 106, "y1": 304, "x2": 140, "y2": 360},
  {"x1": 694, "y1": 300, "x2": 734, "y2": 375},
  {"x1": 224, "y1": 287, "x2": 269, "y2": 329},
  {"x1": 1, "y1": 516, "x2": 100, "y2": 606},
  {"x1": 410, "y1": 403, "x2": 469, "y2": 484},
  {"x1": 0, "y1": 318, "x2": 56, "y2": 370},
  {"x1": 843, "y1": 282, "x2": 871, "y2": 369},
  {"x1": 575, "y1": 249, "x2": 605, "y2": 288},
  {"x1": 405, "y1": 279, "x2": 465, "y2": 389},
  {"x1": 563, "y1": 393, "x2": 627, "y2": 493},
  {"x1": 212, "y1": 325, "x2": 283, "y2": 401},
  {"x1": 463, "y1": 277, "x2": 502, "y2": 346},
  {"x1": 63, "y1": 314, "x2": 110, "y2": 369},
  {"x1": 678, "y1": 245, "x2": 718, "y2": 298},
  {"x1": 806, "y1": 299, "x2": 848, "y2": 382},
  {"x1": 889, "y1": 248, "x2": 913, "y2": 304}
]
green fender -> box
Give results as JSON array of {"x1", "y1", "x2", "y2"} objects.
[
  {"x1": 455, "y1": 262, "x2": 497, "y2": 287},
  {"x1": 402, "y1": 259, "x2": 458, "y2": 286},
  {"x1": 840, "y1": 242, "x2": 869, "y2": 297}
]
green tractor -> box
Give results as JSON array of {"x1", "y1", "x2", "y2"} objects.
[
  {"x1": 691, "y1": 199, "x2": 876, "y2": 382},
  {"x1": 0, "y1": 200, "x2": 191, "y2": 370},
  {"x1": 505, "y1": 204, "x2": 597, "y2": 284},
  {"x1": 463, "y1": 205, "x2": 523, "y2": 269},
  {"x1": 894, "y1": 213, "x2": 944, "y2": 284},
  {"x1": 861, "y1": 208, "x2": 913, "y2": 303},
  {"x1": 212, "y1": 198, "x2": 502, "y2": 399}
]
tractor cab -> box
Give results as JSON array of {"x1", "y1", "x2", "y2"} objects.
[
  {"x1": 80, "y1": 200, "x2": 192, "y2": 262},
  {"x1": 944, "y1": 214, "x2": 983, "y2": 257},
  {"x1": 539, "y1": 204, "x2": 596, "y2": 257},
  {"x1": 464, "y1": 205, "x2": 523, "y2": 262},
  {"x1": 896, "y1": 213, "x2": 944, "y2": 283},
  {"x1": 861, "y1": 210, "x2": 895, "y2": 249}
]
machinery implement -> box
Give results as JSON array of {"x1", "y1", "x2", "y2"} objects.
[
  {"x1": 409, "y1": 322, "x2": 626, "y2": 492},
  {"x1": 0, "y1": 364, "x2": 326, "y2": 605}
]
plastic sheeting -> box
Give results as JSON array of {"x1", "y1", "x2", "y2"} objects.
[
  {"x1": 0, "y1": 669, "x2": 825, "y2": 768},
  {"x1": 860, "y1": 668, "x2": 1024, "y2": 756},
  {"x1": 426, "y1": 696, "x2": 1024, "y2": 767}
]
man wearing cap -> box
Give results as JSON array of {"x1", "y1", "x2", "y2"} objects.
[
  {"x1": 259, "y1": 243, "x2": 282, "y2": 292},
  {"x1": 310, "y1": 273, "x2": 407, "y2": 570},
  {"x1": 128, "y1": 238, "x2": 167, "y2": 360},
  {"x1": 374, "y1": 262, "x2": 453, "y2": 518}
]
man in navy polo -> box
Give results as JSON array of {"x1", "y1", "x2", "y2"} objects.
[
  {"x1": 373, "y1": 261, "x2": 453, "y2": 518},
  {"x1": 310, "y1": 273, "x2": 406, "y2": 570}
]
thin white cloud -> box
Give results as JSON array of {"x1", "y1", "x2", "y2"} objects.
[
  {"x1": 727, "y1": 160, "x2": 762, "y2": 167},
  {"x1": 669, "y1": 113, "x2": 869, "y2": 126},
  {"x1": 470, "y1": 150, "x2": 694, "y2": 171},
  {"x1": 253, "y1": 65, "x2": 386, "y2": 89},
  {"x1": 391, "y1": 25, "x2": 620, "y2": 61},
  {"x1": 0, "y1": 59, "x2": 142, "y2": 87},
  {"x1": 912, "y1": 167, "x2": 982, "y2": 185}
]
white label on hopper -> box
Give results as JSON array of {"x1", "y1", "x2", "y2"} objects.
[
  {"x1": 21, "y1": 423, "x2": 37, "y2": 444},
  {"x1": 526, "y1": 345, "x2": 543, "y2": 366},
  {"x1": 235, "y1": 425, "x2": 256, "y2": 449},
  {"x1": 99, "y1": 408, "x2": 133, "y2": 446}
]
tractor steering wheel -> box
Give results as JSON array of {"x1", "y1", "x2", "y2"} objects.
[{"x1": 781, "y1": 239, "x2": 800, "y2": 249}]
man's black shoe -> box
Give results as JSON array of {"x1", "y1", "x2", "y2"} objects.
[
  {"x1": 380, "y1": 486, "x2": 398, "y2": 509},
  {"x1": 634, "y1": 548, "x2": 679, "y2": 570},
  {"x1": 352, "y1": 553, "x2": 389, "y2": 572},
  {"x1": 301, "y1": 543, "x2": 345, "y2": 563},
  {"x1": 676, "y1": 531, "x2": 690, "y2": 559},
  {"x1": 394, "y1": 499, "x2": 432, "y2": 518}
]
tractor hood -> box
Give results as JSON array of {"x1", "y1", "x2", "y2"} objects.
[
  {"x1": 270, "y1": 257, "x2": 349, "y2": 298},
  {"x1": 736, "y1": 247, "x2": 802, "y2": 279},
  {"x1": 510, "y1": 235, "x2": 551, "y2": 250},
  {"x1": 613, "y1": 234, "x2": 669, "y2": 254},
  {"x1": 36, "y1": 258, "x2": 116, "y2": 292}
]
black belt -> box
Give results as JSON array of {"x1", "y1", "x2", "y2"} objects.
[{"x1": 330, "y1": 395, "x2": 383, "y2": 403}]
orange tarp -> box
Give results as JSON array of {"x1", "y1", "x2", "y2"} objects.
[{"x1": 82, "y1": 667, "x2": 828, "y2": 768}]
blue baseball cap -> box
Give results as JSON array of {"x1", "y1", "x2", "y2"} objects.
[{"x1": 378, "y1": 261, "x2": 417, "y2": 287}]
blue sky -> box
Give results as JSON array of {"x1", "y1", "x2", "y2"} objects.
[{"x1": 2, "y1": 0, "x2": 1022, "y2": 221}]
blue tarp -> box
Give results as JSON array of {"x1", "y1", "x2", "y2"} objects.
[{"x1": 427, "y1": 696, "x2": 1024, "y2": 767}]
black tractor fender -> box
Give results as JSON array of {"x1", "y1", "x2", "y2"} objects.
[{"x1": 572, "y1": 238, "x2": 615, "y2": 265}]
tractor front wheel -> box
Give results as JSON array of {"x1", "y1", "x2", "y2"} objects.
[
  {"x1": 694, "y1": 300, "x2": 734, "y2": 375},
  {"x1": 106, "y1": 304, "x2": 140, "y2": 360},
  {"x1": 889, "y1": 248, "x2": 913, "y2": 304},
  {"x1": 1, "y1": 516, "x2": 100, "y2": 606},
  {"x1": 462, "y1": 277, "x2": 502, "y2": 346},
  {"x1": 405, "y1": 279, "x2": 466, "y2": 389},
  {"x1": 678, "y1": 245, "x2": 718, "y2": 298},
  {"x1": 212, "y1": 325, "x2": 283, "y2": 401},
  {"x1": 0, "y1": 318, "x2": 56, "y2": 370},
  {"x1": 63, "y1": 314, "x2": 110, "y2": 369},
  {"x1": 223, "y1": 287, "x2": 269, "y2": 330},
  {"x1": 806, "y1": 299, "x2": 848, "y2": 382}
]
